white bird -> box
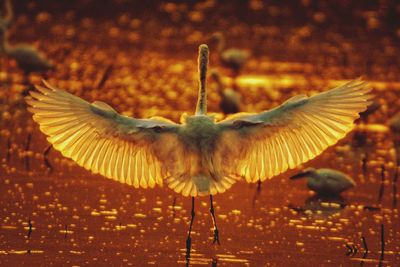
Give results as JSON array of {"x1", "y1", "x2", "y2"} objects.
[
  {"x1": 26, "y1": 44, "x2": 371, "y2": 244},
  {"x1": 290, "y1": 168, "x2": 356, "y2": 196},
  {"x1": 210, "y1": 32, "x2": 250, "y2": 77},
  {"x1": 0, "y1": 0, "x2": 54, "y2": 76},
  {"x1": 210, "y1": 69, "x2": 241, "y2": 114}
]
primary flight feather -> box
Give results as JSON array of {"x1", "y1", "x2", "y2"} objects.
[{"x1": 26, "y1": 44, "x2": 372, "y2": 197}]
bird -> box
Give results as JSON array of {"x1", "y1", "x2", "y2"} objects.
[
  {"x1": 359, "y1": 100, "x2": 380, "y2": 124},
  {"x1": 290, "y1": 168, "x2": 356, "y2": 196},
  {"x1": 210, "y1": 69, "x2": 241, "y2": 114},
  {"x1": 209, "y1": 32, "x2": 250, "y2": 78},
  {"x1": 389, "y1": 112, "x2": 400, "y2": 133},
  {"x1": 388, "y1": 113, "x2": 400, "y2": 165},
  {"x1": 0, "y1": 0, "x2": 54, "y2": 87},
  {"x1": 26, "y1": 44, "x2": 372, "y2": 246}
]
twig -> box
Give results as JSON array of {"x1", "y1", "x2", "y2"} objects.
[
  {"x1": 27, "y1": 219, "x2": 32, "y2": 238},
  {"x1": 378, "y1": 224, "x2": 384, "y2": 267},
  {"x1": 96, "y1": 64, "x2": 113, "y2": 89},
  {"x1": 288, "y1": 204, "x2": 305, "y2": 213},
  {"x1": 393, "y1": 166, "x2": 398, "y2": 208},
  {"x1": 64, "y1": 224, "x2": 68, "y2": 239},
  {"x1": 363, "y1": 205, "x2": 380, "y2": 211},
  {"x1": 345, "y1": 243, "x2": 357, "y2": 257},
  {"x1": 6, "y1": 136, "x2": 11, "y2": 162},
  {"x1": 24, "y1": 134, "x2": 32, "y2": 171},
  {"x1": 377, "y1": 164, "x2": 385, "y2": 203},
  {"x1": 172, "y1": 196, "x2": 176, "y2": 217},
  {"x1": 361, "y1": 153, "x2": 368, "y2": 175},
  {"x1": 360, "y1": 236, "x2": 368, "y2": 266},
  {"x1": 43, "y1": 145, "x2": 53, "y2": 173}
]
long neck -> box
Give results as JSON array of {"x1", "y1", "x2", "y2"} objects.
[
  {"x1": 0, "y1": 30, "x2": 9, "y2": 54},
  {"x1": 195, "y1": 44, "x2": 209, "y2": 115},
  {"x1": 217, "y1": 36, "x2": 225, "y2": 54}
]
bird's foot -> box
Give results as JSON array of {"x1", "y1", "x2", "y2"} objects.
[{"x1": 212, "y1": 229, "x2": 220, "y2": 245}]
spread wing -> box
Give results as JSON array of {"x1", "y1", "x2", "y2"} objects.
[
  {"x1": 26, "y1": 81, "x2": 182, "y2": 189},
  {"x1": 215, "y1": 79, "x2": 373, "y2": 183}
]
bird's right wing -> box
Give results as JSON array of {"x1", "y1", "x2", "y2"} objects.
[
  {"x1": 215, "y1": 80, "x2": 373, "y2": 183},
  {"x1": 26, "y1": 81, "x2": 183, "y2": 189}
]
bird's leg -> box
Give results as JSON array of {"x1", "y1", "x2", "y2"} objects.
[
  {"x1": 209, "y1": 195, "x2": 220, "y2": 245},
  {"x1": 185, "y1": 197, "x2": 195, "y2": 261},
  {"x1": 232, "y1": 71, "x2": 239, "y2": 91},
  {"x1": 24, "y1": 133, "x2": 31, "y2": 171},
  {"x1": 43, "y1": 144, "x2": 53, "y2": 174}
]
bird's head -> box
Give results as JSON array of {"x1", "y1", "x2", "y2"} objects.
[
  {"x1": 210, "y1": 32, "x2": 223, "y2": 41},
  {"x1": 290, "y1": 167, "x2": 316, "y2": 180},
  {"x1": 210, "y1": 69, "x2": 220, "y2": 81}
]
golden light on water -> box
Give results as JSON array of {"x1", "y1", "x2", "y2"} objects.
[{"x1": 1, "y1": 0, "x2": 400, "y2": 266}]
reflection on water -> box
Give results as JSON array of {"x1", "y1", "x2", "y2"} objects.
[{"x1": 289, "y1": 195, "x2": 347, "y2": 219}]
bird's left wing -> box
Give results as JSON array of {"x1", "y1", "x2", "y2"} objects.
[
  {"x1": 26, "y1": 81, "x2": 182, "y2": 189},
  {"x1": 215, "y1": 80, "x2": 372, "y2": 183}
]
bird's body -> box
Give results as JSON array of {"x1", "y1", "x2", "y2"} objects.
[
  {"x1": 27, "y1": 45, "x2": 372, "y2": 198},
  {"x1": 389, "y1": 113, "x2": 400, "y2": 133},
  {"x1": 210, "y1": 70, "x2": 241, "y2": 114},
  {"x1": 219, "y1": 88, "x2": 241, "y2": 114},
  {"x1": 0, "y1": 0, "x2": 54, "y2": 74},
  {"x1": 359, "y1": 100, "x2": 380, "y2": 123},
  {"x1": 2, "y1": 44, "x2": 54, "y2": 72},
  {"x1": 210, "y1": 32, "x2": 249, "y2": 76},
  {"x1": 220, "y1": 48, "x2": 249, "y2": 73},
  {"x1": 291, "y1": 168, "x2": 356, "y2": 195}
]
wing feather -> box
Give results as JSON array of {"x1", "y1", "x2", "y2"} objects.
[
  {"x1": 216, "y1": 79, "x2": 373, "y2": 182},
  {"x1": 26, "y1": 81, "x2": 181, "y2": 189}
]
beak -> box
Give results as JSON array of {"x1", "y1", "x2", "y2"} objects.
[{"x1": 290, "y1": 171, "x2": 310, "y2": 180}]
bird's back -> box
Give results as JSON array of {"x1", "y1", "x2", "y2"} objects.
[
  {"x1": 221, "y1": 49, "x2": 249, "y2": 69},
  {"x1": 164, "y1": 115, "x2": 237, "y2": 196},
  {"x1": 8, "y1": 45, "x2": 53, "y2": 72},
  {"x1": 308, "y1": 169, "x2": 355, "y2": 195}
]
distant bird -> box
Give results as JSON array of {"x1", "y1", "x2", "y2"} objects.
[
  {"x1": 209, "y1": 32, "x2": 250, "y2": 78},
  {"x1": 290, "y1": 168, "x2": 356, "y2": 196},
  {"x1": 359, "y1": 100, "x2": 380, "y2": 123},
  {"x1": 26, "y1": 44, "x2": 371, "y2": 245},
  {"x1": 210, "y1": 69, "x2": 241, "y2": 114},
  {"x1": 0, "y1": 0, "x2": 54, "y2": 81},
  {"x1": 389, "y1": 112, "x2": 400, "y2": 133},
  {"x1": 388, "y1": 112, "x2": 400, "y2": 165}
]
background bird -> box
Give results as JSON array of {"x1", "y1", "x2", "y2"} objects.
[
  {"x1": 290, "y1": 168, "x2": 356, "y2": 196},
  {"x1": 209, "y1": 32, "x2": 250, "y2": 80},
  {"x1": 0, "y1": 0, "x2": 54, "y2": 92},
  {"x1": 359, "y1": 100, "x2": 380, "y2": 123},
  {"x1": 26, "y1": 44, "x2": 371, "y2": 245},
  {"x1": 389, "y1": 112, "x2": 400, "y2": 133},
  {"x1": 210, "y1": 69, "x2": 241, "y2": 114},
  {"x1": 389, "y1": 112, "x2": 400, "y2": 165}
]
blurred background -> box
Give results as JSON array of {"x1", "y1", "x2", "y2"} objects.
[{"x1": 0, "y1": 0, "x2": 399, "y2": 266}]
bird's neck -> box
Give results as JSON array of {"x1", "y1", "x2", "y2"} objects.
[
  {"x1": 217, "y1": 37, "x2": 225, "y2": 54},
  {"x1": 0, "y1": 31, "x2": 10, "y2": 55},
  {"x1": 195, "y1": 45, "x2": 209, "y2": 115}
]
